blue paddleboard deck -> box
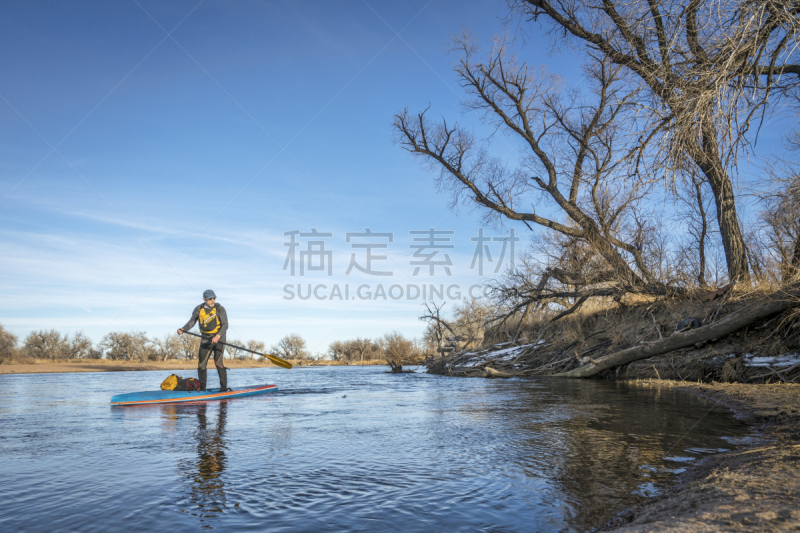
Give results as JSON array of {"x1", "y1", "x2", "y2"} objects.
[{"x1": 110, "y1": 384, "x2": 278, "y2": 406}]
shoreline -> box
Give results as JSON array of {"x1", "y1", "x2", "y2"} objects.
[
  {"x1": 600, "y1": 380, "x2": 800, "y2": 531},
  {"x1": 0, "y1": 359, "x2": 387, "y2": 374}
]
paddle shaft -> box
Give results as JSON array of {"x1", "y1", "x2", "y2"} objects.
[{"x1": 180, "y1": 330, "x2": 292, "y2": 369}]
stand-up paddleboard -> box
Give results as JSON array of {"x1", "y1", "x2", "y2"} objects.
[{"x1": 111, "y1": 384, "x2": 278, "y2": 406}]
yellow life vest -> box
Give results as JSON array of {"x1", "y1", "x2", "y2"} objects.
[{"x1": 199, "y1": 305, "x2": 221, "y2": 335}]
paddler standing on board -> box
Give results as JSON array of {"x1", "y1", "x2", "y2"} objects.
[{"x1": 178, "y1": 290, "x2": 229, "y2": 392}]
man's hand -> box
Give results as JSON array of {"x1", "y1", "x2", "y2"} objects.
[
  {"x1": 212, "y1": 334, "x2": 221, "y2": 344},
  {"x1": 177, "y1": 329, "x2": 183, "y2": 335}
]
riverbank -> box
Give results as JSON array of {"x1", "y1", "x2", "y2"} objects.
[
  {"x1": 431, "y1": 285, "x2": 800, "y2": 383},
  {"x1": 0, "y1": 358, "x2": 387, "y2": 374},
  {"x1": 600, "y1": 380, "x2": 800, "y2": 531}
]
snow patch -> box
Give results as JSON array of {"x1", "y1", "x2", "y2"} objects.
[
  {"x1": 743, "y1": 353, "x2": 800, "y2": 368},
  {"x1": 453, "y1": 343, "x2": 537, "y2": 368}
]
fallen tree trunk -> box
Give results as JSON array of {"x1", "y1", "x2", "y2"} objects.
[
  {"x1": 555, "y1": 283, "x2": 800, "y2": 378},
  {"x1": 483, "y1": 367, "x2": 512, "y2": 379}
]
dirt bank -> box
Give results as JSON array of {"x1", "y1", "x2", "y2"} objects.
[
  {"x1": 430, "y1": 286, "x2": 800, "y2": 383},
  {"x1": 600, "y1": 381, "x2": 800, "y2": 532},
  {"x1": 0, "y1": 358, "x2": 386, "y2": 374}
]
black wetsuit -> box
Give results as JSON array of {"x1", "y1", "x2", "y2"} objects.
[{"x1": 182, "y1": 303, "x2": 229, "y2": 390}]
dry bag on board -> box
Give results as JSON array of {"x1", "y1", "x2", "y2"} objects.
[{"x1": 161, "y1": 374, "x2": 188, "y2": 391}]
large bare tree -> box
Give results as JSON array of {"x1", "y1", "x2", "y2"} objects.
[
  {"x1": 510, "y1": 0, "x2": 800, "y2": 282},
  {"x1": 395, "y1": 39, "x2": 679, "y2": 316}
]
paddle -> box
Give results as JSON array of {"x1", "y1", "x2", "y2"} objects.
[{"x1": 180, "y1": 330, "x2": 293, "y2": 369}]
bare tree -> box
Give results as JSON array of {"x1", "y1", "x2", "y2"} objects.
[
  {"x1": 153, "y1": 334, "x2": 182, "y2": 361},
  {"x1": 351, "y1": 338, "x2": 379, "y2": 363},
  {"x1": 674, "y1": 172, "x2": 715, "y2": 287},
  {"x1": 788, "y1": 124, "x2": 800, "y2": 152},
  {"x1": 395, "y1": 39, "x2": 680, "y2": 322},
  {"x1": 0, "y1": 323, "x2": 18, "y2": 363},
  {"x1": 380, "y1": 331, "x2": 419, "y2": 373},
  {"x1": 100, "y1": 332, "x2": 152, "y2": 361},
  {"x1": 757, "y1": 158, "x2": 800, "y2": 281},
  {"x1": 225, "y1": 339, "x2": 247, "y2": 360},
  {"x1": 177, "y1": 334, "x2": 201, "y2": 360},
  {"x1": 246, "y1": 340, "x2": 266, "y2": 360},
  {"x1": 329, "y1": 338, "x2": 381, "y2": 362},
  {"x1": 420, "y1": 301, "x2": 457, "y2": 354},
  {"x1": 328, "y1": 340, "x2": 347, "y2": 361},
  {"x1": 510, "y1": 0, "x2": 800, "y2": 282},
  {"x1": 271, "y1": 334, "x2": 309, "y2": 360},
  {"x1": 65, "y1": 332, "x2": 96, "y2": 359},
  {"x1": 421, "y1": 299, "x2": 491, "y2": 353},
  {"x1": 24, "y1": 330, "x2": 68, "y2": 360},
  {"x1": 452, "y1": 299, "x2": 489, "y2": 348}
]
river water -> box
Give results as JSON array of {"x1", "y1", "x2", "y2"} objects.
[{"x1": 0, "y1": 366, "x2": 750, "y2": 532}]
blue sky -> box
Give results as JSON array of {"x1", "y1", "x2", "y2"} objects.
[
  {"x1": 5, "y1": 1, "x2": 787, "y2": 355},
  {"x1": 1, "y1": 0, "x2": 590, "y2": 353}
]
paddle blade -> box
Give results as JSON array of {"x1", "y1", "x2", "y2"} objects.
[{"x1": 263, "y1": 353, "x2": 292, "y2": 369}]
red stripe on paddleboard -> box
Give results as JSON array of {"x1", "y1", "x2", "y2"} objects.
[{"x1": 111, "y1": 385, "x2": 277, "y2": 405}]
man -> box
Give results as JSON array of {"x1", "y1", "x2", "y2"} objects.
[{"x1": 178, "y1": 289, "x2": 229, "y2": 391}]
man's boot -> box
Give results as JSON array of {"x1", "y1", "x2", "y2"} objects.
[
  {"x1": 198, "y1": 369, "x2": 207, "y2": 391},
  {"x1": 217, "y1": 367, "x2": 228, "y2": 391}
]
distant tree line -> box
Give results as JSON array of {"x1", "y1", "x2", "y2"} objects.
[
  {"x1": 0, "y1": 323, "x2": 305, "y2": 364},
  {"x1": 327, "y1": 331, "x2": 427, "y2": 370},
  {"x1": 0, "y1": 322, "x2": 429, "y2": 371}
]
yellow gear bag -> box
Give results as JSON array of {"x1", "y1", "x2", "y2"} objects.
[
  {"x1": 161, "y1": 374, "x2": 182, "y2": 391},
  {"x1": 199, "y1": 306, "x2": 221, "y2": 335}
]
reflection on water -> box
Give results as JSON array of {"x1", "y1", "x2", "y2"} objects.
[
  {"x1": 169, "y1": 402, "x2": 229, "y2": 527},
  {"x1": 0, "y1": 368, "x2": 753, "y2": 532},
  {"x1": 540, "y1": 384, "x2": 713, "y2": 526}
]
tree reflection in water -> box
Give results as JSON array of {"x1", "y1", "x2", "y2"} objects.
[
  {"x1": 175, "y1": 401, "x2": 229, "y2": 527},
  {"x1": 505, "y1": 381, "x2": 749, "y2": 529}
]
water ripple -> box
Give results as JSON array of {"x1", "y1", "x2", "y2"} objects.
[{"x1": 0, "y1": 367, "x2": 751, "y2": 532}]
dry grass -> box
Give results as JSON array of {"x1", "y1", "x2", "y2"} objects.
[{"x1": 0, "y1": 352, "x2": 33, "y2": 365}]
